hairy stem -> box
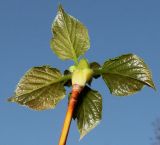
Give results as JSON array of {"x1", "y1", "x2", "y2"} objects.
[{"x1": 58, "y1": 84, "x2": 83, "y2": 145}]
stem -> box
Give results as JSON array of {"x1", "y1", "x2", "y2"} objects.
[
  {"x1": 58, "y1": 84, "x2": 83, "y2": 145},
  {"x1": 73, "y1": 57, "x2": 78, "y2": 65}
]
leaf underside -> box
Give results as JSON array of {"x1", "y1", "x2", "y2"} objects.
[
  {"x1": 90, "y1": 62, "x2": 101, "y2": 79},
  {"x1": 50, "y1": 5, "x2": 90, "y2": 61},
  {"x1": 73, "y1": 86, "x2": 102, "y2": 139},
  {"x1": 101, "y1": 54, "x2": 155, "y2": 96},
  {"x1": 8, "y1": 66, "x2": 67, "y2": 110}
]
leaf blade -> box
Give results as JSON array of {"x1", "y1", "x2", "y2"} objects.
[
  {"x1": 90, "y1": 62, "x2": 101, "y2": 79},
  {"x1": 101, "y1": 54, "x2": 155, "y2": 96},
  {"x1": 74, "y1": 86, "x2": 102, "y2": 139},
  {"x1": 50, "y1": 5, "x2": 90, "y2": 61},
  {"x1": 8, "y1": 66, "x2": 71, "y2": 110}
]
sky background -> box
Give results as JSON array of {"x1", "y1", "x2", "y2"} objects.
[{"x1": 0, "y1": 0, "x2": 160, "y2": 145}]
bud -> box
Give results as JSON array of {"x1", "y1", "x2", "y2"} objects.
[
  {"x1": 77, "y1": 58, "x2": 89, "y2": 69},
  {"x1": 69, "y1": 65, "x2": 76, "y2": 72},
  {"x1": 71, "y1": 59, "x2": 93, "y2": 86}
]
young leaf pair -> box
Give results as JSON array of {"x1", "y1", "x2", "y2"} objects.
[{"x1": 8, "y1": 4, "x2": 155, "y2": 144}]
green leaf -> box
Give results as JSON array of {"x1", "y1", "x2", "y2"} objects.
[
  {"x1": 8, "y1": 66, "x2": 71, "y2": 110},
  {"x1": 74, "y1": 86, "x2": 102, "y2": 139},
  {"x1": 101, "y1": 54, "x2": 155, "y2": 96},
  {"x1": 63, "y1": 70, "x2": 72, "y2": 87},
  {"x1": 50, "y1": 5, "x2": 90, "y2": 62},
  {"x1": 90, "y1": 62, "x2": 101, "y2": 70},
  {"x1": 90, "y1": 62, "x2": 101, "y2": 79}
]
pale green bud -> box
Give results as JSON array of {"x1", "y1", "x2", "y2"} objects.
[
  {"x1": 71, "y1": 59, "x2": 93, "y2": 86},
  {"x1": 82, "y1": 68, "x2": 93, "y2": 83},
  {"x1": 77, "y1": 58, "x2": 90, "y2": 69},
  {"x1": 69, "y1": 65, "x2": 77, "y2": 73}
]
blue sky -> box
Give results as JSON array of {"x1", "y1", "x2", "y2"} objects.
[{"x1": 0, "y1": 0, "x2": 160, "y2": 145}]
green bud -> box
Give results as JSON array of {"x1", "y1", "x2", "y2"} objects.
[
  {"x1": 71, "y1": 59, "x2": 93, "y2": 86},
  {"x1": 77, "y1": 58, "x2": 90, "y2": 69},
  {"x1": 69, "y1": 65, "x2": 76, "y2": 72}
]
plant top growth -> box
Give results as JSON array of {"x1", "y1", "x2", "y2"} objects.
[{"x1": 8, "y1": 4, "x2": 156, "y2": 145}]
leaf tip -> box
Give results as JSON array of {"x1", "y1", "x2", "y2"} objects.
[
  {"x1": 58, "y1": 4, "x2": 63, "y2": 11},
  {"x1": 79, "y1": 120, "x2": 101, "y2": 141},
  {"x1": 7, "y1": 96, "x2": 14, "y2": 102},
  {"x1": 152, "y1": 84, "x2": 156, "y2": 91},
  {"x1": 146, "y1": 80, "x2": 156, "y2": 91},
  {"x1": 79, "y1": 130, "x2": 88, "y2": 140},
  {"x1": 79, "y1": 134, "x2": 85, "y2": 141}
]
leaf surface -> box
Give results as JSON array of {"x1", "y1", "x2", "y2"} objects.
[
  {"x1": 74, "y1": 86, "x2": 102, "y2": 139},
  {"x1": 8, "y1": 66, "x2": 70, "y2": 110},
  {"x1": 90, "y1": 62, "x2": 101, "y2": 79},
  {"x1": 50, "y1": 5, "x2": 90, "y2": 62},
  {"x1": 101, "y1": 54, "x2": 155, "y2": 96}
]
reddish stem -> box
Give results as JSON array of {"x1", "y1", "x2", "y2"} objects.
[{"x1": 58, "y1": 84, "x2": 82, "y2": 145}]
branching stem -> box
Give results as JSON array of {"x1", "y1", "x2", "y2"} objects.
[{"x1": 58, "y1": 84, "x2": 83, "y2": 145}]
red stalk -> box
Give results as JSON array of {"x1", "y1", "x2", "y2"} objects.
[{"x1": 58, "y1": 84, "x2": 83, "y2": 145}]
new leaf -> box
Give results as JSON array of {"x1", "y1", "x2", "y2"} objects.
[
  {"x1": 73, "y1": 86, "x2": 102, "y2": 139},
  {"x1": 50, "y1": 5, "x2": 90, "y2": 62},
  {"x1": 8, "y1": 66, "x2": 71, "y2": 110},
  {"x1": 101, "y1": 54, "x2": 155, "y2": 96}
]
